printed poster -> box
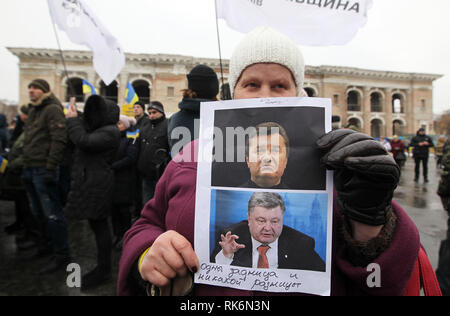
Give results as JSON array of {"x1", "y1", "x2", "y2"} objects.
[{"x1": 194, "y1": 97, "x2": 333, "y2": 296}]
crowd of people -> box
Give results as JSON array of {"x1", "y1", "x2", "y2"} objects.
[
  {"x1": 0, "y1": 65, "x2": 220, "y2": 291},
  {"x1": 374, "y1": 131, "x2": 443, "y2": 183},
  {"x1": 0, "y1": 25, "x2": 448, "y2": 296}
]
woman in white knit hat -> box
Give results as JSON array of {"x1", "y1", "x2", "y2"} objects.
[{"x1": 118, "y1": 27, "x2": 424, "y2": 297}]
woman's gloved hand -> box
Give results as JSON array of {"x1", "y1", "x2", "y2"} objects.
[{"x1": 317, "y1": 129, "x2": 400, "y2": 226}]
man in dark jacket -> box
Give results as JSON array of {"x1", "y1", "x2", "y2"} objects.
[
  {"x1": 137, "y1": 101, "x2": 170, "y2": 204},
  {"x1": 132, "y1": 101, "x2": 149, "y2": 132},
  {"x1": 168, "y1": 64, "x2": 219, "y2": 154},
  {"x1": 130, "y1": 101, "x2": 148, "y2": 216},
  {"x1": 1, "y1": 106, "x2": 40, "y2": 247},
  {"x1": 410, "y1": 128, "x2": 434, "y2": 183},
  {"x1": 21, "y1": 79, "x2": 70, "y2": 274}
]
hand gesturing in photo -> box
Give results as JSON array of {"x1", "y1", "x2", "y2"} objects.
[{"x1": 219, "y1": 231, "x2": 246, "y2": 259}]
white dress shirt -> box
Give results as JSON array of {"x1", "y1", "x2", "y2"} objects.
[{"x1": 215, "y1": 237, "x2": 279, "y2": 269}]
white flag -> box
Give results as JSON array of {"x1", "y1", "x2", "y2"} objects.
[
  {"x1": 47, "y1": 0, "x2": 125, "y2": 85},
  {"x1": 216, "y1": 0, "x2": 373, "y2": 46}
]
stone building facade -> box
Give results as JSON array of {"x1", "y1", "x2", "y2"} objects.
[
  {"x1": 0, "y1": 100, "x2": 18, "y2": 125},
  {"x1": 8, "y1": 47, "x2": 442, "y2": 137}
]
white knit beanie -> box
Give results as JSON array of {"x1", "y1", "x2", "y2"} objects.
[
  {"x1": 119, "y1": 115, "x2": 136, "y2": 129},
  {"x1": 229, "y1": 27, "x2": 305, "y2": 97}
]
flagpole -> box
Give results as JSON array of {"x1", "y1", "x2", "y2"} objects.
[
  {"x1": 48, "y1": 1, "x2": 75, "y2": 99},
  {"x1": 214, "y1": 0, "x2": 226, "y2": 99}
]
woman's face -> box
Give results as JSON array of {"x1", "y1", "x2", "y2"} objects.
[
  {"x1": 117, "y1": 121, "x2": 127, "y2": 132},
  {"x1": 233, "y1": 63, "x2": 298, "y2": 100}
]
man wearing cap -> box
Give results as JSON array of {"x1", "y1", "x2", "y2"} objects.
[
  {"x1": 168, "y1": 64, "x2": 219, "y2": 154},
  {"x1": 132, "y1": 101, "x2": 149, "y2": 132},
  {"x1": 21, "y1": 79, "x2": 70, "y2": 274},
  {"x1": 410, "y1": 128, "x2": 434, "y2": 183},
  {"x1": 137, "y1": 101, "x2": 170, "y2": 204},
  {"x1": 2, "y1": 105, "x2": 40, "y2": 249}
]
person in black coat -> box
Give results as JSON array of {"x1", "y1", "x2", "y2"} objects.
[
  {"x1": 7, "y1": 112, "x2": 25, "y2": 149},
  {"x1": 129, "y1": 101, "x2": 148, "y2": 217},
  {"x1": 0, "y1": 113, "x2": 8, "y2": 154},
  {"x1": 137, "y1": 101, "x2": 170, "y2": 205},
  {"x1": 410, "y1": 128, "x2": 434, "y2": 183},
  {"x1": 65, "y1": 95, "x2": 121, "y2": 291},
  {"x1": 167, "y1": 64, "x2": 219, "y2": 154},
  {"x1": 111, "y1": 115, "x2": 139, "y2": 249},
  {"x1": 1, "y1": 106, "x2": 40, "y2": 247},
  {"x1": 211, "y1": 192, "x2": 325, "y2": 272}
]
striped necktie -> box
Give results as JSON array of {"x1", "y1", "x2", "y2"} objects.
[{"x1": 257, "y1": 245, "x2": 270, "y2": 269}]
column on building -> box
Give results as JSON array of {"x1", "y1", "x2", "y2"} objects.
[
  {"x1": 54, "y1": 71, "x2": 64, "y2": 103},
  {"x1": 118, "y1": 72, "x2": 130, "y2": 107},
  {"x1": 405, "y1": 89, "x2": 414, "y2": 134},
  {"x1": 384, "y1": 88, "x2": 393, "y2": 138},
  {"x1": 362, "y1": 86, "x2": 371, "y2": 135}
]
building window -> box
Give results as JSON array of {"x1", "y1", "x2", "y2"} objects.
[
  {"x1": 167, "y1": 86, "x2": 175, "y2": 97},
  {"x1": 392, "y1": 94, "x2": 404, "y2": 114},
  {"x1": 100, "y1": 80, "x2": 118, "y2": 103},
  {"x1": 347, "y1": 91, "x2": 361, "y2": 112},
  {"x1": 133, "y1": 80, "x2": 151, "y2": 105},
  {"x1": 393, "y1": 120, "x2": 406, "y2": 136},
  {"x1": 333, "y1": 94, "x2": 339, "y2": 105},
  {"x1": 347, "y1": 117, "x2": 362, "y2": 131},
  {"x1": 421, "y1": 99, "x2": 426, "y2": 111},
  {"x1": 65, "y1": 78, "x2": 84, "y2": 103},
  {"x1": 304, "y1": 87, "x2": 316, "y2": 97},
  {"x1": 371, "y1": 119, "x2": 383, "y2": 138},
  {"x1": 370, "y1": 92, "x2": 383, "y2": 112}
]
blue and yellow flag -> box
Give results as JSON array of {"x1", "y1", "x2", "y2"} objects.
[
  {"x1": 82, "y1": 79, "x2": 97, "y2": 95},
  {"x1": 0, "y1": 156, "x2": 8, "y2": 174},
  {"x1": 126, "y1": 129, "x2": 140, "y2": 140},
  {"x1": 125, "y1": 82, "x2": 139, "y2": 106}
]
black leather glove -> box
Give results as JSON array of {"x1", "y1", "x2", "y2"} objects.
[
  {"x1": 44, "y1": 169, "x2": 57, "y2": 186},
  {"x1": 317, "y1": 129, "x2": 400, "y2": 226}
]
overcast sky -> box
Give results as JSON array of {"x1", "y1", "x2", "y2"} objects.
[{"x1": 0, "y1": 0, "x2": 449, "y2": 114}]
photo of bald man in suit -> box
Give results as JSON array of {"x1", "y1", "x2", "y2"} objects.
[{"x1": 211, "y1": 192, "x2": 325, "y2": 272}]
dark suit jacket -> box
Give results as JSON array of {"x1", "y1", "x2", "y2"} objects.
[{"x1": 211, "y1": 221, "x2": 326, "y2": 272}]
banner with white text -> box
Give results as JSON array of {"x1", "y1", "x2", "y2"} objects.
[{"x1": 216, "y1": 0, "x2": 373, "y2": 46}]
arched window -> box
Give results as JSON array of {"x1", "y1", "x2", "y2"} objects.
[
  {"x1": 220, "y1": 83, "x2": 231, "y2": 100},
  {"x1": 100, "y1": 80, "x2": 118, "y2": 103},
  {"x1": 371, "y1": 119, "x2": 383, "y2": 138},
  {"x1": 347, "y1": 91, "x2": 361, "y2": 112},
  {"x1": 133, "y1": 80, "x2": 151, "y2": 105},
  {"x1": 348, "y1": 117, "x2": 362, "y2": 131},
  {"x1": 393, "y1": 120, "x2": 406, "y2": 136},
  {"x1": 392, "y1": 94, "x2": 405, "y2": 114},
  {"x1": 371, "y1": 92, "x2": 383, "y2": 112},
  {"x1": 65, "y1": 78, "x2": 84, "y2": 103},
  {"x1": 304, "y1": 87, "x2": 316, "y2": 97}
]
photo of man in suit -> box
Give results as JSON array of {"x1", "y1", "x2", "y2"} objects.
[
  {"x1": 242, "y1": 122, "x2": 290, "y2": 189},
  {"x1": 211, "y1": 192, "x2": 326, "y2": 272}
]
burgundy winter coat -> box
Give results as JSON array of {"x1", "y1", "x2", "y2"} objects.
[{"x1": 117, "y1": 140, "x2": 421, "y2": 296}]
